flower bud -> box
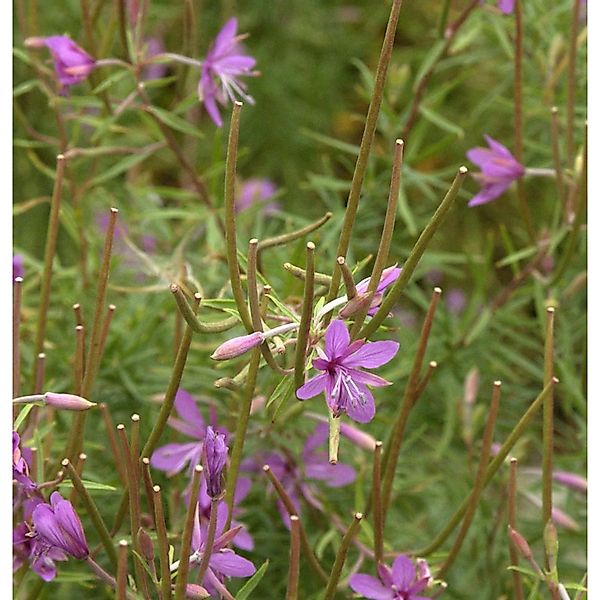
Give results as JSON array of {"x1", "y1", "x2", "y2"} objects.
[
  {"x1": 43, "y1": 392, "x2": 96, "y2": 411},
  {"x1": 543, "y1": 519, "x2": 559, "y2": 572},
  {"x1": 24, "y1": 37, "x2": 46, "y2": 48},
  {"x1": 339, "y1": 422, "x2": 377, "y2": 451},
  {"x1": 204, "y1": 426, "x2": 228, "y2": 498},
  {"x1": 553, "y1": 470, "x2": 587, "y2": 493},
  {"x1": 137, "y1": 527, "x2": 155, "y2": 563},
  {"x1": 185, "y1": 584, "x2": 211, "y2": 599},
  {"x1": 338, "y1": 292, "x2": 374, "y2": 318},
  {"x1": 508, "y1": 526, "x2": 532, "y2": 560},
  {"x1": 210, "y1": 332, "x2": 264, "y2": 361}
]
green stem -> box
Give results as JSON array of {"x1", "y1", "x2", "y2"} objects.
[
  {"x1": 351, "y1": 139, "x2": 404, "y2": 338},
  {"x1": 170, "y1": 285, "x2": 238, "y2": 333},
  {"x1": 196, "y1": 498, "x2": 219, "y2": 584},
  {"x1": 508, "y1": 458, "x2": 526, "y2": 600},
  {"x1": 14, "y1": 277, "x2": 22, "y2": 399},
  {"x1": 359, "y1": 167, "x2": 466, "y2": 340},
  {"x1": 566, "y1": 0, "x2": 582, "y2": 166},
  {"x1": 437, "y1": 0, "x2": 452, "y2": 37},
  {"x1": 542, "y1": 308, "x2": 555, "y2": 525},
  {"x1": 152, "y1": 485, "x2": 173, "y2": 600},
  {"x1": 323, "y1": 513, "x2": 363, "y2": 600},
  {"x1": 381, "y1": 288, "x2": 441, "y2": 517},
  {"x1": 337, "y1": 257, "x2": 357, "y2": 300},
  {"x1": 324, "y1": 0, "x2": 404, "y2": 314},
  {"x1": 63, "y1": 459, "x2": 118, "y2": 568},
  {"x1": 414, "y1": 378, "x2": 556, "y2": 556},
  {"x1": 437, "y1": 381, "x2": 502, "y2": 578},
  {"x1": 372, "y1": 441, "x2": 384, "y2": 564},
  {"x1": 224, "y1": 102, "x2": 253, "y2": 332},
  {"x1": 294, "y1": 242, "x2": 315, "y2": 391},
  {"x1": 284, "y1": 262, "x2": 332, "y2": 286},
  {"x1": 258, "y1": 212, "x2": 333, "y2": 252},
  {"x1": 173, "y1": 466, "x2": 203, "y2": 600},
  {"x1": 141, "y1": 295, "x2": 199, "y2": 458},
  {"x1": 224, "y1": 346, "x2": 261, "y2": 529},
  {"x1": 116, "y1": 540, "x2": 128, "y2": 600},
  {"x1": 286, "y1": 515, "x2": 301, "y2": 600},
  {"x1": 33, "y1": 154, "x2": 65, "y2": 383},
  {"x1": 550, "y1": 107, "x2": 567, "y2": 211}
]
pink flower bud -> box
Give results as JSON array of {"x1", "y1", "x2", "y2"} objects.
[
  {"x1": 338, "y1": 292, "x2": 374, "y2": 319},
  {"x1": 185, "y1": 584, "x2": 211, "y2": 599},
  {"x1": 210, "y1": 332, "x2": 264, "y2": 361},
  {"x1": 553, "y1": 470, "x2": 587, "y2": 493},
  {"x1": 339, "y1": 421, "x2": 377, "y2": 451},
  {"x1": 43, "y1": 392, "x2": 96, "y2": 411},
  {"x1": 509, "y1": 526, "x2": 533, "y2": 559}
]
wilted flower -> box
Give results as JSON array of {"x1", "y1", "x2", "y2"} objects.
[
  {"x1": 349, "y1": 554, "x2": 432, "y2": 599},
  {"x1": 151, "y1": 390, "x2": 226, "y2": 477},
  {"x1": 25, "y1": 35, "x2": 95, "y2": 93},
  {"x1": 204, "y1": 427, "x2": 228, "y2": 498},
  {"x1": 250, "y1": 424, "x2": 356, "y2": 528},
  {"x1": 237, "y1": 179, "x2": 280, "y2": 214},
  {"x1": 31, "y1": 492, "x2": 89, "y2": 559},
  {"x1": 13, "y1": 255, "x2": 24, "y2": 280},
  {"x1": 466, "y1": 135, "x2": 525, "y2": 207},
  {"x1": 189, "y1": 515, "x2": 256, "y2": 597},
  {"x1": 296, "y1": 319, "x2": 399, "y2": 423},
  {"x1": 198, "y1": 18, "x2": 257, "y2": 127},
  {"x1": 355, "y1": 265, "x2": 402, "y2": 316}
]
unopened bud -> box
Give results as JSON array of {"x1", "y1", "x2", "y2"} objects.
[
  {"x1": 339, "y1": 292, "x2": 374, "y2": 318},
  {"x1": 44, "y1": 392, "x2": 96, "y2": 411},
  {"x1": 185, "y1": 584, "x2": 211, "y2": 599},
  {"x1": 24, "y1": 37, "x2": 46, "y2": 48},
  {"x1": 137, "y1": 527, "x2": 154, "y2": 562},
  {"x1": 210, "y1": 331, "x2": 264, "y2": 361},
  {"x1": 508, "y1": 526, "x2": 532, "y2": 559},
  {"x1": 553, "y1": 470, "x2": 587, "y2": 493}
]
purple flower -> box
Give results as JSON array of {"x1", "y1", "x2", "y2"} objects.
[
  {"x1": 191, "y1": 512, "x2": 256, "y2": 597},
  {"x1": 446, "y1": 288, "x2": 467, "y2": 315},
  {"x1": 355, "y1": 265, "x2": 402, "y2": 316},
  {"x1": 31, "y1": 492, "x2": 89, "y2": 559},
  {"x1": 198, "y1": 18, "x2": 257, "y2": 127},
  {"x1": 237, "y1": 179, "x2": 280, "y2": 214},
  {"x1": 296, "y1": 320, "x2": 399, "y2": 423},
  {"x1": 143, "y1": 37, "x2": 168, "y2": 81},
  {"x1": 251, "y1": 424, "x2": 356, "y2": 528},
  {"x1": 498, "y1": 0, "x2": 515, "y2": 14},
  {"x1": 13, "y1": 522, "x2": 67, "y2": 582},
  {"x1": 13, "y1": 255, "x2": 24, "y2": 280},
  {"x1": 13, "y1": 432, "x2": 41, "y2": 514},
  {"x1": 26, "y1": 36, "x2": 95, "y2": 92},
  {"x1": 466, "y1": 135, "x2": 525, "y2": 207},
  {"x1": 197, "y1": 478, "x2": 254, "y2": 551},
  {"x1": 151, "y1": 390, "x2": 225, "y2": 477},
  {"x1": 204, "y1": 427, "x2": 228, "y2": 498},
  {"x1": 211, "y1": 331, "x2": 264, "y2": 361},
  {"x1": 349, "y1": 555, "x2": 432, "y2": 599}
]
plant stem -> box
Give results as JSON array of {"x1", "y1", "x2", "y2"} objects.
[
  {"x1": 63, "y1": 459, "x2": 118, "y2": 568},
  {"x1": 141, "y1": 295, "x2": 200, "y2": 458},
  {"x1": 224, "y1": 102, "x2": 253, "y2": 332},
  {"x1": 196, "y1": 498, "x2": 219, "y2": 584},
  {"x1": 550, "y1": 107, "x2": 567, "y2": 210},
  {"x1": 224, "y1": 346, "x2": 261, "y2": 529},
  {"x1": 152, "y1": 485, "x2": 173, "y2": 600},
  {"x1": 414, "y1": 378, "x2": 556, "y2": 556},
  {"x1": 381, "y1": 288, "x2": 441, "y2": 517},
  {"x1": 324, "y1": 0, "x2": 404, "y2": 314},
  {"x1": 74, "y1": 325, "x2": 85, "y2": 394},
  {"x1": 508, "y1": 458, "x2": 526, "y2": 600},
  {"x1": 294, "y1": 242, "x2": 315, "y2": 391},
  {"x1": 437, "y1": 381, "x2": 502, "y2": 578},
  {"x1": 173, "y1": 465, "x2": 203, "y2": 600},
  {"x1": 262, "y1": 465, "x2": 328, "y2": 583},
  {"x1": 566, "y1": 0, "x2": 582, "y2": 166},
  {"x1": 32, "y1": 154, "x2": 65, "y2": 384},
  {"x1": 359, "y1": 167, "x2": 466, "y2": 340},
  {"x1": 286, "y1": 515, "x2": 301, "y2": 600},
  {"x1": 351, "y1": 139, "x2": 404, "y2": 338},
  {"x1": 372, "y1": 441, "x2": 384, "y2": 564},
  {"x1": 13, "y1": 277, "x2": 23, "y2": 398},
  {"x1": 117, "y1": 540, "x2": 128, "y2": 600},
  {"x1": 99, "y1": 403, "x2": 127, "y2": 485},
  {"x1": 542, "y1": 307, "x2": 555, "y2": 525},
  {"x1": 323, "y1": 513, "x2": 363, "y2": 600},
  {"x1": 257, "y1": 212, "x2": 333, "y2": 252}
]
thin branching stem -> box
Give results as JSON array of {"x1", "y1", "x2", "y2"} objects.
[
  {"x1": 542, "y1": 307, "x2": 555, "y2": 524},
  {"x1": 550, "y1": 107, "x2": 567, "y2": 209},
  {"x1": 359, "y1": 167, "x2": 466, "y2": 339},
  {"x1": 372, "y1": 441, "x2": 384, "y2": 564},
  {"x1": 116, "y1": 540, "x2": 128, "y2": 600},
  {"x1": 566, "y1": 0, "x2": 582, "y2": 165},
  {"x1": 437, "y1": 381, "x2": 502, "y2": 577},
  {"x1": 508, "y1": 458, "x2": 525, "y2": 600},
  {"x1": 153, "y1": 485, "x2": 172, "y2": 600},
  {"x1": 13, "y1": 277, "x2": 23, "y2": 398},
  {"x1": 287, "y1": 515, "x2": 301, "y2": 600},
  {"x1": 196, "y1": 498, "x2": 219, "y2": 584},
  {"x1": 257, "y1": 212, "x2": 333, "y2": 252},
  {"x1": 294, "y1": 242, "x2": 315, "y2": 391}
]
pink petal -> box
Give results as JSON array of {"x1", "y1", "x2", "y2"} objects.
[
  {"x1": 347, "y1": 369, "x2": 391, "y2": 387},
  {"x1": 342, "y1": 340, "x2": 399, "y2": 368},
  {"x1": 392, "y1": 554, "x2": 416, "y2": 589},
  {"x1": 305, "y1": 461, "x2": 356, "y2": 487},
  {"x1": 324, "y1": 319, "x2": 350, "y2": 358},
  {"x1": 349, "y1": 574, "x2": 394, "y2": 599},
  {"x1": 296, "y1": 373, "x2": 329, "y2": 400},
  {"x1": 345, "y1": 385, "x2": 376, "y2": 423}
]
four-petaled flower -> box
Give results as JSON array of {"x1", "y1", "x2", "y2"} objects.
[
  {"x1": 151, "y1": 390, "x2": 226, "y2": 477},
  {"x1": 198, "y1": 18, "x2": 257, "y2": 127},
  {"x1": 297, "y1": 320, "x2": 399, "y2": 423},
  {"x1": 349, "y1": 555, "x2": 432, "y2": 599},
  {"x1": 31, "y1": 492, "x2": 89, "y2": 560},
  {"x1": 466, "y1": 135, "x2": 525, "y2": 207}
]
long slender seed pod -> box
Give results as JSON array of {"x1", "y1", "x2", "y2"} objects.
[
  {"x1": 294, "y1": 242, "x2": 315, "y2": 391},
  {"x1": 286, "y1": 515, "x2": 301, "y2": 600},
  {"x1": 153, "y1": 485, "x2": 172, "y2": 600}
]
